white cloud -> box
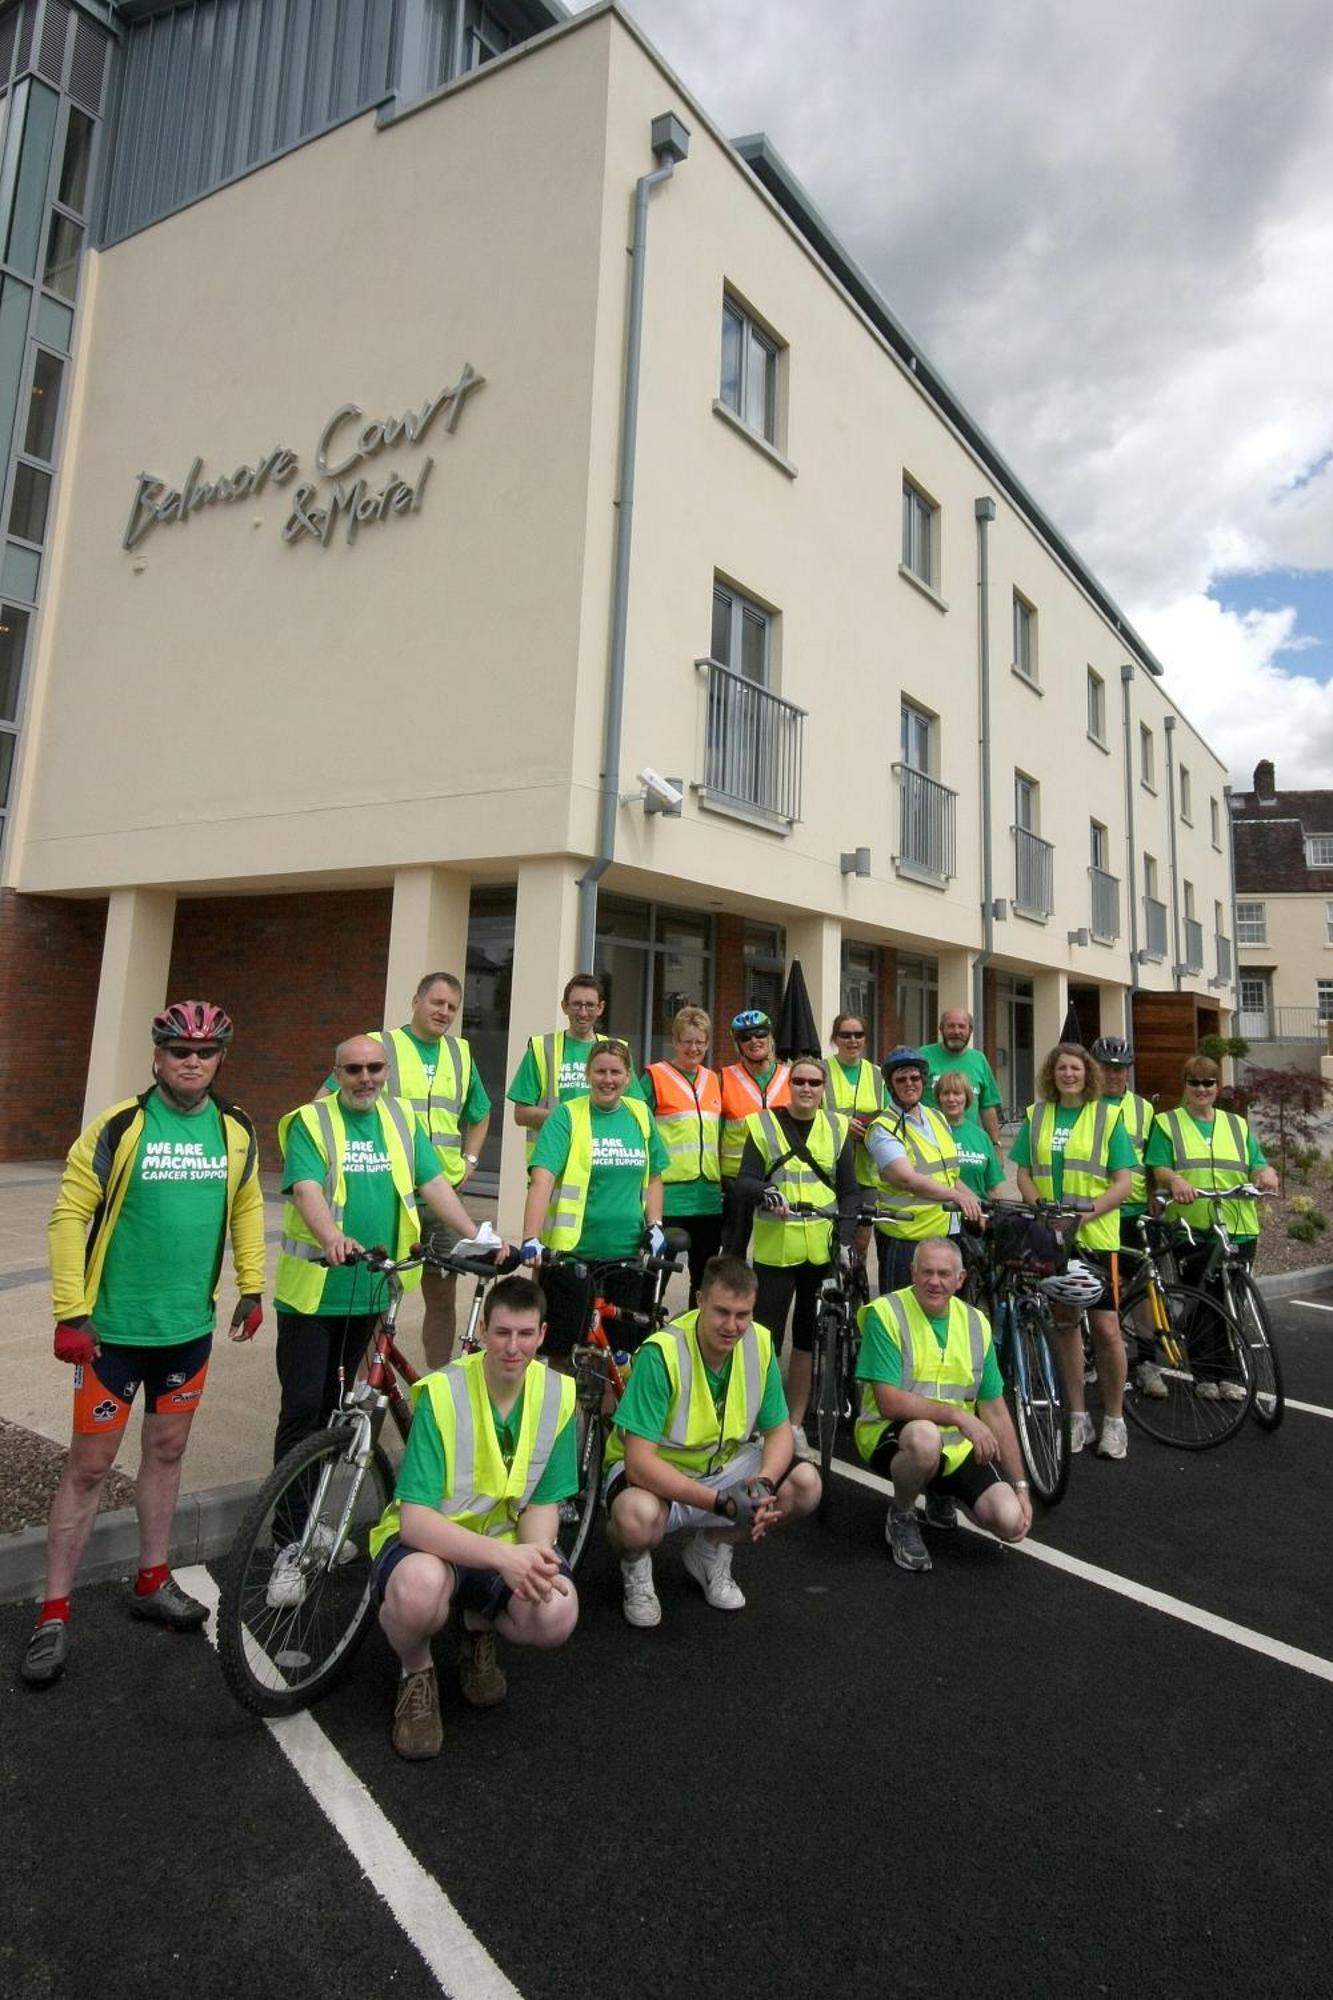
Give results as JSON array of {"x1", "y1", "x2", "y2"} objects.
[{"x1": 621, "y1": 0, "x2": 1333, "y2": 780}]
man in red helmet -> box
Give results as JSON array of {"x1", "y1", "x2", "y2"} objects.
[{"x1": 20, "y1": 1001, "x2": 266, "y2": 1689}]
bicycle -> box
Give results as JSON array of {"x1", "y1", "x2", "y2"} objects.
[
  {"x1": 970, "y1": 1198, "x2": 1078, "y2": 1505},
  {"x1": 808, "y1": 1228, "x2": 871, "y2": 1511},
  {"x1": 1115, "y1": 1207, "x2": 1256, "y2": 1448},
  {"x1": 217, "y1": 1240, "x2": 513, "y2": 1718},
  {"x1": 1164, "y1": 1185, "x2": 1283, "y2": 1430}
]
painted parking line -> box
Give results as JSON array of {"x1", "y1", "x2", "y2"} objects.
[
  {"x1": 1286, "y1": 1398, "x2": 1333, "y2": 1420},
  {"x1": 1290, "y1": 1299, "x2": 1333, "y2": 1313},
  {"x1": 182, "y1": 1566, "x2": 522, "y2": 2000},
  {"x1": 832, "y1": 1462, "x2": 1333, "y2": 1687}
]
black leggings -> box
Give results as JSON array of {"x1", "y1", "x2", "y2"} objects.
[
  {"x1": 668, "y1": 1211, "x2": 724, "y2": 1305},
  {"x1": 754, "y1": 1261, "x2": 825, "y2": 1355}
]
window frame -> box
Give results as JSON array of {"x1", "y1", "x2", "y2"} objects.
[
  {"x1": 1012, "y1": 590, "x2": 1038, "y2": 685},
  {"x1": 1235, "y1": 900, "x2": 1267, "y2": 946},
  {"x1": 1086, "y1": 667, "x2": 1106, "y2": 745},
  {"x1": 1140, "y1": 722, "x2": 1155, "y2": 792},
  {"x1": 1179, "y1": 764, "x2": 1193, "y2": 824},
  {"x1": 1318, "y1": 980, "x2": 1333, "y2": 1024},
  {"x1": 710, "y1": 577, "x2": 773, "y2": 689},
  {"x1": 1210, "y1": 796, "x2": 1222, "y2": 849},
  {"x1": 1089, "y1": 819, "x2": 1108, "y2": 871},
  {"x1": 1305, "y1": 834, "x2": 1333, "y2": 868},
  {"x1": 900, "y1": 698, "x2": 935, "y2": 777},
  {"x1": 900, "y1": 475, "x2": 939, "y2": 593},
  {"x1": 1014, "y1": 770, "x2": 1039, "y2": 834},
  {"x1": 719, "y1": 291, "x2": 781, "y2": 448}
]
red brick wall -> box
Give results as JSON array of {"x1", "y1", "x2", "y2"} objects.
[
  {"x1": 0, "y1": 889, "x2": 108, "y2": 1159},
  {"x1": 167, "y1": 891, "x2": 392, "y2": 1155},
  {"x1": 713, "y1": 915, "x2": 747, "y2": 1036}
]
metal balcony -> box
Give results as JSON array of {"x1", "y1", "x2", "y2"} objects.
[
  {"x1": 1088, "y1": 867, "x2": 1120, "y2": 943},
  {"x1": 1013, "y1": 826, "x2": 1054, "y2": 918},
  {"x1": 698, "y1": 659, "x2": 805, "y2": 824},
  {"x1": 892, "y1": 763, "x2": 957, "y2": 883}
]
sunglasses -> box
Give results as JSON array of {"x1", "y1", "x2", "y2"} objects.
[
  {"x1": 836, "y1": 1030, "x2": 866, "y2": 1040},
  {"x1": 790, "y1": 1076, "x2": 824, "y2": 1088},
  {"x1": 737, "y1": 1031, "x2": 769, "y2": 1045},
  {"x1": 340, "y1": 1061, "x2": 387, "y2": 1077},
  {"x1": 163, "y1": 1044, "x2": 222, "y2": 1061},
  {"x1": 1185, "y1": 1077, "x2": 1218, "y2": 1088}
]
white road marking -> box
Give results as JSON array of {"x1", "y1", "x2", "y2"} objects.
[
  {"x1": 831, "y1": 1464, "x2": 1333, "y2": 1686},
  {"x1": 1286, "y1": 1398, "x2": 1333, "y2": 1420},
  {"x1": 1290, "y1": 1299, "x2": 1333, "y2": 1313},
  {"x1": 182, "y1": 1566, "x2": 522, "y2": 2000}
]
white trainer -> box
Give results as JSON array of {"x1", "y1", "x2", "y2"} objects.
[
  {"x1": 1097, "y1": 1416, "x2": 1128, "y2": 1460},
  {"x1": 620, "y1": 1552, "x2": 662, "y2": 1628},
  {"x1": 265, "y1": 1524, "x2": 357, "y2": 1609},
  {"x1": 682, "y1": 1534, "x2": 746, "y2": 1611},
  {"x1": 1069, "y1": 1411, "x2": 1097, "y2": 1454}
]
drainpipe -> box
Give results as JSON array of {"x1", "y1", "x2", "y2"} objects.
[
  {"x1": 972, "y1": 497, "x2": 997, "y2": 1038},
  {"x1": 1164, "y1": 713, "x2": 1182, "y2": 992},
  {"x1": 1224, "y1": 782, "x2": 1242, "y2": 1057},
  {"x1": 1120, "y1": 663, "x2": 1140, "y2": 1035},
  {"x1": 576, "y1": 113, "x2": 690, "y2": 971}
]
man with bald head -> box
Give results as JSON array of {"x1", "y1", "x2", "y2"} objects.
[
  {"x1": 271, "y1": 1036, "x2": 485, "y2": 1470},
  {"x1": 920, "y1": 1009, "x2": 1004, "y2": 1147}
]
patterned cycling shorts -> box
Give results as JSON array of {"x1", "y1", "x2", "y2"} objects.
[{"x1": 72, "y1": 1333, "x2": 213, "y2": 1436}]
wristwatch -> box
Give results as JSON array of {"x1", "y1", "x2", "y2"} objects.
[{"x1": 463, "y1": 1152, "x2": 478, "y2": 1166}]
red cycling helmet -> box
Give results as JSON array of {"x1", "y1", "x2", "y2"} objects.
[{"x1": 151, "y1": 1000, "x2": 234, "y2": 1046}]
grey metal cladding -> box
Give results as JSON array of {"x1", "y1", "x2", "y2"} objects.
[
  {"x1": 37, "y1": 0, "x2": 69, "y2": 86},
  {"x1": 14, "y1": 0, "x2": 33, "y2": 76},
  {"x1": 69, "y1": 15, "x2": 109, "y2": 114},
  {"x1": 99, "y1": 0, "x2": 402, "y2": 247},
  {"x1": 0, "y1": 11, "x2": 17, "y2": 89}
]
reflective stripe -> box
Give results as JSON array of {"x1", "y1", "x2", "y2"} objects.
[
  {"x1": 881, "y1": 1292, "x2": 986, "y2": 1452},
  {"x1": 279, "y1": 1236, "x2": 325, "y2": 1262},
  {"x1": 539, "y1": 1033, "x2": 559, "y2": 1111},
  {"x1": 663, "y1": 1324, "x2": 695, "y2": 1447},
  {"x1": 379, "y1": 1093, "x2": 420, "y2": 1220},
  {"x1": 520, "y1": 1368, "x2": 566, "y2": 1506},
  {"x1": 1062, "y1": 1097, "x2": 1112, "y2": 1176},
  {"x1": 312, "y1": 1098, "x2": 345, "y2": 1226}
]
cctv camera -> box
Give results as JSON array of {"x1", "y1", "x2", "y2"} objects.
[{"x1": 637, "y1": 767, "x2": 684, "y2": 810}]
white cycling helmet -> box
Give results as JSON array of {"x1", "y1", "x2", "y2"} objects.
[{"x1": 1039, "y1": 1258, "x2": 1104, "y2": 1305}]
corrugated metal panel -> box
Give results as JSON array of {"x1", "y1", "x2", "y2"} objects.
[
  {"x1": 100, "y1": 0, "x2": 406, "y2": 246},
  {"x1": 14, "y1": 1, "x2": 33, "y2": 76},
  {"x1": 0, "y1": 11, "x2": 18, "y2": 89},
  {"x1": 68, "y1": 13, "x2": 108, "y2": 113},
  {"x1": 36, "y1": 0, "x2": 68, "y2": 86}
]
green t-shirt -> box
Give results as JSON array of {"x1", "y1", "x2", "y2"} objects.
[
  {"x1": 395, "y1": 1377, "x2": 578, "y2": 1514},
  {"x1": 856, "y1": 1305, "x2": 1004, "y2": 1403},
  {"x1": 613, "y1": 1339, "x2": 789, "y2": 1444},
  {"x1": 949, "y1": 1116, "x2": 1005, "y2": 1200},
  {"x1": 920, "y1": 1042, "x2": 1002, "y2": 1114},
  {"x1": 530, "y1": 1101, "x2": 669, "y2": 1260},
  {"x1": 280, "y1": 1105, "x2": 442, "y2": 1316},
  {"x1": 506, "y1": 1035, "x2": 645, "y2": 1107},
  {"x1": 321, "y1": 1028, "x2": 490, "y2": 1127},
  {"x1": 94, "y1": 1094, "x2": 228, "y2": 1347},
  {"x1": 1144, "y1": 1114, "x2": 1267, "y2": 1239},
  {"x1": 641, "y1": 1066, "x2": 723, "y2": 1218},
  {"x1": 1009, "y1": 1104, "x2": 1136, "y2": 1203}
]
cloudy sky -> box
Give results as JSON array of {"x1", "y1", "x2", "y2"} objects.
[{"x1": 618, "y1": 0, "x2": 1333, "y2": 789}]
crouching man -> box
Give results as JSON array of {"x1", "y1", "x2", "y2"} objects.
[
  {"x1": 856, "y1": 1237, "x2": 1031, "y2": 1572},
  {"x1": 605, "y1": 1254, "x2": 821, "y2": 1626},
  {"x1": 369, "y1": 1275, "x2": 578, "y2": 1760}
]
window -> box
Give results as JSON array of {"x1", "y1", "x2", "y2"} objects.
[
  {"x1": 57, "y1": 107, "x2": 94, "y2": 216},
  {"x1": 1015, "y1": 772, "x2": 1038, "y2": 832},
  {"x1": 1210, "y1": 796, "x2": 1222, "y2": 849},
  {"x1": 1236, "y1": 900, "x2": 1266, "y2": 945},
  {"x1": 711, "y1": 580, "x2": 770, "y2": 685},
  {"x1": 1318, "y1": 981, "x2": 1333, "y2": 1023},
  {"x1": 1183, "y1": 879, "x2": 1196, "y2": 921},
  {"x1": 1179, "y1": 764, "x2": 1192, "y2": 823},
  {"x1": 1143, "y1": 853, "x2": 1159, "y2": 899},
  {"x1": 0, "y1": 605, "x2": 31, "y2": 724},
  {"x1": 1214, "y1": 900, "x2": 1226, "y2": 937},
  {"x1": 23, "y1": 349, "x2": 63, "y2": 461},
  {"x1": 1086, "y1": 668, "x2": 1105, "y2": 743},
  {"x1": 1012, "y1": 591, "x2": 1037, "y2": 682},
  {"x1": 1305, "y1": 834, "x2": 1333, "y2": 867},
  {"x1": 743, "y1": 921, "x2": 786, "y2": 1020},
  {"x1": 1239, "y1": 975, "x2": 1266, "y2": 1016},
  {"x1": 719, "y1": 295, "x2": 778, "y2": 444},
  {"x1": 901, "y1": 478, "x2": 938, "y2": 590},
  {"x1": 42, "y1": 211, "x2": 83, "y2": 302},
  {"x1": 1140, "y1": 723, "x2": 1155, "y2": 790},
  {"x1": 1326, "y1": 901, "x2": 1333, "y2": 945},
  {"x1": 900, "y1": 700, "x2": 934, "y2": 775},
  {"x1": 1090, "y1": 820, "x2": 1108, "y2": 870},
  {"x1": 7, "y1": 462, "x2": 49, "y2": 543},
  {"x1": 895, "y1": 953, "x2": 939, "y2": 1049},
  {"x1": 841, "y1": 940, "x2": 879, "y2": 1050}
]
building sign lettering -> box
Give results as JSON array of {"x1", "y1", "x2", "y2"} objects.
[{"x1": 122, "y1": 363, "x2": 484, "y2": 553}]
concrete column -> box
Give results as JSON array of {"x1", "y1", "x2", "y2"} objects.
[
  {"x1": 83, "y1": 888, "x2": 177, "y2": 1122},
  {"x1": 1032, "y1": 965, "x2": 1069, "y2": 1066},
  {"x1": 496, "y1": 857, "x2": 582, "y2": 1229},
  {"x1": 935, "y1": 947, "x2": 973, "y2": 1029},
  {"x1": 383, "y1": 865, "x2": 472, "y2": 1023},
  {"x1": 785, "y1": 913, "x2": 842, "y2": 1053}
]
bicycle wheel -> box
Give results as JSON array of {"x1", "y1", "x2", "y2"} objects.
[
  {"x1": 812, "y1": 1303, "x2": 842, "y2": 1508},
  {"x1": 1009, "y1": 1295, "x2": 1070, "y2": 1504},
  {"x1": 217, "y1": 1426, "x2": 393, "y2": 1717},
  {"x1": 556, "y1": 1400, "x2": 603, "y2": 1571},
  {"x1": 1121, "y1": 1282, "x2": 1252, "y2": 1449},
  {"x1": 1227, "y1": 1269, "x2": 1285, "y2": 1430}
]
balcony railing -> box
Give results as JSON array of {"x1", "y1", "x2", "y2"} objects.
[
  {"x1": 1142, "y1": 896, "x2": 1168, "y2": 960},
  {"x1": 1241, "y1": 1006, "x2": 1333, "y2": 1043},
  {"x1": 1215, "y1": 933, "x2": 1232, "y2": 981},
  {"x1": 1088, "y1": 866, "x2": 1120, "y2": 942},
  {"x1": 1013, "y1": 826, "x2": 1054, "y2": 918},
  {"x1": 698, "y1": 659, "x2": 805, "y2": 824},
  {"x1": 892, "y1": 763, "x2": 957, "y2": 882},
  {"x1": 1181, "y1": 917, "x2": 1204, "y2": 973}
]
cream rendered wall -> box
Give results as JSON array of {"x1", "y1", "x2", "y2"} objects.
[
  {"x1": 1132, "y1": 671, "x2": 1233, "y2": 998},
  {"x1": 12, "y1": 23, "x2": 617, "y2": 896},
  {"x1": 1242, "y1": 894, "x2": 1332, "y2": 1016}
]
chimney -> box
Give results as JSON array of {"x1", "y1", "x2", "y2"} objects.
[{"x1": 1253, "y1": 759, "x2": 1276, "y2": 803}]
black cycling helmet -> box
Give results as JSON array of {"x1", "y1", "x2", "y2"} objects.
[
  {"x1": 881, "y1": 1045, "x2": 927, "y2": 1083},
  {"x1": 1091, "y1": 1035, "x2": 1133, "y2": 1066}
]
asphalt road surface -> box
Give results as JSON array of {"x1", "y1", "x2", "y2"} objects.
[{"x1": 5, "y1": 1292, "x2": 1331, "y2": 2000}]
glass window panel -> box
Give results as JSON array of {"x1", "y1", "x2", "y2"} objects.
[
  {"x1": 598, "y1": 893, "x2": 651, "y2": 941},
  {"x1": 8, "y1": 461, "x2": 49, "y2": 542},
  {"x1": 34, "y1": 291, "x2": 72, "y2": 350},
  {"x1": 0, "y1": 602, "x2": 29, "y2": 720},
  {"x1": 711, "y1": 586, "x2": 731, "y2": 665},
  {"x1": 744, "y1": 327, "x2": 775, "y2": 438},
  {"x1": 1, "y1": 539, "x2": 38, "y2": 599},
  {"x1": 58, "y1": 106, "x2": 94, "y2": 212},
  {"x1": 0, "y1": 274, "x2": 32, "y2": 474},
  {"x1": 23, "y1": 348, "x2": 61, "y2": 460},
  {"x1": 4, "y1": 80, "x2": 57, "y2": 278},
  {"x1": 43, "y1": 210, "x2": 82, "y2": 301},
  {"x1": 739, "y1": 604, "x2": 767, "y2": 684},
  {"x1": 0, "y1": 725, "x2": 14, "y2": 806},
  {"x1": 719, "y1": 302, "x2": 742, "y2": 415}
]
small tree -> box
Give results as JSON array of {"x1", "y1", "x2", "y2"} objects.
[{"x1": 1241, "y1": 1064, "x2": 1333, "y2": 1190}]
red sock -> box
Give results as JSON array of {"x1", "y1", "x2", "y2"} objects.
[
  {"x1": 39, "y1": 1597, "x2": 71, "y2": 1625},
  {"x1": 134, "y1": 1564, "x2": 169, "y2": 1597}
]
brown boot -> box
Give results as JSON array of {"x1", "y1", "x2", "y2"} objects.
[
  {"x1": 458, "y1": 1630, "x2": 507, "y2": 1708},
  {"x1": 392, "y1": 1666, "x2": 443, "y2": 1759}
]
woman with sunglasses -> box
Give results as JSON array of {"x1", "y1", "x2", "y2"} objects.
[
  {"x1": 1011, "y1": 1042, "x2": 1136, "y2": 1459},
  {"x1": 522, "y1": 1039, "x2": 669, "y2": 1357},
  {"x1": 718, "y1": 1010, "x2": 791, "y2": 1254},
  {"x1": 825, "y1": 1014, "x2": 885, "y2": 1194},
  {"x1": 735, "y1": 1055, "x2": 860, "y2": 1449},
  {"x1": 1146, "y1": 1056, "x2": 1278, "y2": 1393},
  {"x1": 643, "y1": 1006, "x2": 723, "y2": 1304}
]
